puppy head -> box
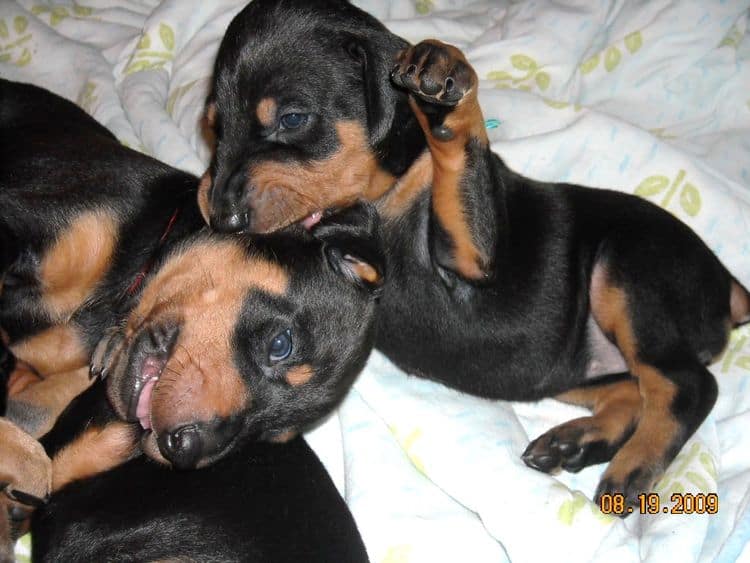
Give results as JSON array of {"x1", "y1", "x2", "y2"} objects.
[
  {"x1": 102, "y1": 204, "x2": 383, "y2": 469},
  {"x1": 199, "y1": 0, "x2": 417, "y2": 234}
]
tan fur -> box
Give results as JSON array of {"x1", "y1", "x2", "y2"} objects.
[
  {"x1": 731, "y1": 280, "x2": 750, "y2": 324},
  {"x1": 8, "y1": 367, "x2": 94, "y2": 438},
  {"x1": 246, "y1": 121, "x2": 395, "y2": 232},
  {"x1": 40, "y1": 211, "x2": 118, "y2": 321},
  {"x1": 378, "y1": 150, "x2": 433, "y2": 218},
  {"x1": 402, "y1": 41, "x2": 489, "y2": 280},
  {"x1": 285, "y1": 364, "x2": 314, "y2": 387},
  {"x1": 7, "y1": 360, "x2": 41, "y2": 395},
  {"x1": 268, "y1": 429, "x2": 298, "y2": 443},
  {"x1": 197, "y1": 172, "x2": 212, "y2": 224},
  {"x1": 556, "y1": 378, "x2": 642, "y2": 446},
  {"x1": 422, "y1": 121, "x2": 486, "y2": 280},
  {"x1": 256, "y1": 97, "x2": 277, "y2": 128},
  {"x1": 343, "y1": 254, "x2": 382, "y2": 286},
  {"x1": 205, "y1": 102, "x2": 216, "y2": 129},
  {"x1": 0, "y1": 418, "x2": 51, "y2": 501},
  {"x1": 124, "y1": 241, "x2": 287, "y2": 430},
  {"x1": 590, "y1": 263, "x2": 681, "y2": 485},
  {"x1": 201, "y1": 103, "x2": 217, "y2": 154},
  {"x1": 10, "y1": 324, "x2": 88, "y2": 377},
  {"x1": 51, "y1": 422, "x2": 139, "y2": 492}
]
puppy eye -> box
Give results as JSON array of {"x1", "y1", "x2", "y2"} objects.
[
  {"x1": 268, "y1": 329, "x2": 293, "y2": 363},
  {"x1": 279, "y1": 113, "x2": 308, "y2": 129}
]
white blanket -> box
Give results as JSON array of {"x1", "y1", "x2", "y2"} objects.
[{"x1": 2, "y1": 1, "x2": 750, "y2": 562}]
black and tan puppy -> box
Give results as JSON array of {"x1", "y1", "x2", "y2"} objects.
[
  {"x1": 0, "y1": 77, "x2": 382, "y2": 553},
  {"x1": 200, "y1": 0, "x2": 750, "y2": 508},
  {"x1": 30, "y1": 381, "x2": 369, "y2": 563}
]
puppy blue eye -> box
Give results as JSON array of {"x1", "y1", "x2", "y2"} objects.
[
  {"x1": 279, "y1": 113, "x2": 308, "y2": 129},
  {"x1": 269, "y1": 329, "x2": 293, "y2": 362}
]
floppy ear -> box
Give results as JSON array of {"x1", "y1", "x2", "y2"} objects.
[
  {"x1": 343, "y1": 31, "x2": 408, "y2": 148},
  {"x1": 312, "y1": 203, "x2": 385, "y2": 291}
]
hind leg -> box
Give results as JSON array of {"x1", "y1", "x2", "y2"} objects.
[
  {"x1": 523, "y1": 374, "x2": 641, "y2": 474},
  {"x1": 588, "y1": 264, "x2": 719, "y2": 507}
]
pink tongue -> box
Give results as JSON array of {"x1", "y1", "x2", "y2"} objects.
[
  {"x1": 136, "y1": 378, "x2": 157, "y2": 430},
  {"x1": 301, "y1": 211, "x2": 323, "y2": 230}
]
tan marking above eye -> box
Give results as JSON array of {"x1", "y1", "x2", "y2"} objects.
[
  {"x1": 285, "y1": 364, "x2": 314, "y2": 387},
  {"x1": 256, "y1": 97, "x2": 278, "y2": 128},
  {"x1": 40, "y1": 211, "x2": 118, "y2": 322}
]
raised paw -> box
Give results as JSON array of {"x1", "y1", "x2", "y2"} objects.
[
  {"x1": 522, "y1": 419, "x2": 620, "y2": 474},
  {"x1": 391, "y1": 40, "x2": 476, "y2": 107}
]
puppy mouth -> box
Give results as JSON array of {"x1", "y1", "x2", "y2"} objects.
[
  {"x1": 118, "y1": 322, "x2": 180, "y2": 430},
  {"x1": 130, "y1": 355, "x2": 168, "y2": 430}
]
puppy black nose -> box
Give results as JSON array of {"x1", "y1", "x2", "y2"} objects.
[
  {"x1": 158, "y1": 425, "x2": 202, "y2": 470},
  {"x1": 210, "y1": 168, "x2": 250, "y2": 233},
  {"x1": 211, "y1": 210, "x2": 249, "y2": 233}
]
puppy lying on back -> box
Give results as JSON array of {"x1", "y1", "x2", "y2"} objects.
[
  {"x1": 0, "y1": 78, "x2": 383, "y2": 554},
  {"x1": 200, "y1": 0, "x2": 750, "y2": 509},
  {"x1": 30, "y1": 381, "x2": 369, "y2": 562}
]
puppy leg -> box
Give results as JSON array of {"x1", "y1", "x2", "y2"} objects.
[
  {"x1": 523, "y1": 375, "x2": 641, "y2": 473},
  {"x1": 51, "y1": 421, "x2": 141, "y2": 492},
  {"x1": 10, "y1": 324, "x2": 88, "y2": 378},
  {"x1": 0, "y1": 418, "x2": 51, "y2": 507},
  {"x1": 392, "y1": 40, "x2": 497, "y2": 282},
  {"x1": 589, "y1": 266, "x2": 719, "y2": 507},
  {"x1": 7, "y1": 367, "x2": 94, "y2": 438}
]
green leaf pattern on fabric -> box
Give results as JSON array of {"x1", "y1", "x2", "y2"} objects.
[
  {"x1": 166, "y1": 79, "x2": 201, "y2": 118},
  {"x1": 634, "y1": 169, "x2": 702, "y2": 217},
  {"x1": 719, "y1": 25, "x2": 743, "y2": 49},
  {"x1": 604, "y1": 46, "x2": 622, "y2": 72},
  {"x1": 580, "y1": 54, "x2": 599, "y2": 75},
  {"x1": 125, "y1": 22, "x2": 176, "y2": 75},
  {"x1": 31, "y1": 3, "x2": 94, "y2": 27},
  {"x1": 415, "y1": 0, "x2": 434, "y2": 15},
  {"x1": 718, "y1": 326, "x2": 750, "y2": 374},
  {"x1": 390, "y1": 425, "x2": 427, "y2": 475},
  {"x1": 0, "y1": 16, "x2": 32, "y2": 66},
  {"x1": 580, "y1": 30, "x2": 644, "y2": 75},
  {"x1": 76, "y1": 81, "x2": 98, "y2": 115},
  {"x1": 555, "y1": 487, "x2": 615, "y2": 526},
  {"x1": 487, "y1": 53, "x2": 553, "y2": 94},
  {"x1": 654, "y1": 442, "x2": 717, "y2": 497},
  {"x1": 383, "y1": 544, "x2": 413, "y2": 563}
]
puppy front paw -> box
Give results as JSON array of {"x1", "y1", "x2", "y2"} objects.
[
  {"x1": 391, "y1": 40, "x2": 476, "y2": 108},
  {"x1": 90, "y1": 327, "x2": 127, "y2": 381},
  {"x1": 0, "y1": 419, "x2": 51, "y2": 508}
]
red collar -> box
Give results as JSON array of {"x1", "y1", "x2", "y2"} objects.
[{"x1": 122, "y1": 206, "x2": 181, "y2": 299}]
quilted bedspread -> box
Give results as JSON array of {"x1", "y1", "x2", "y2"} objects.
[{"x1": 2, "y1": 1, "x2": 750, "y2": 561}]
